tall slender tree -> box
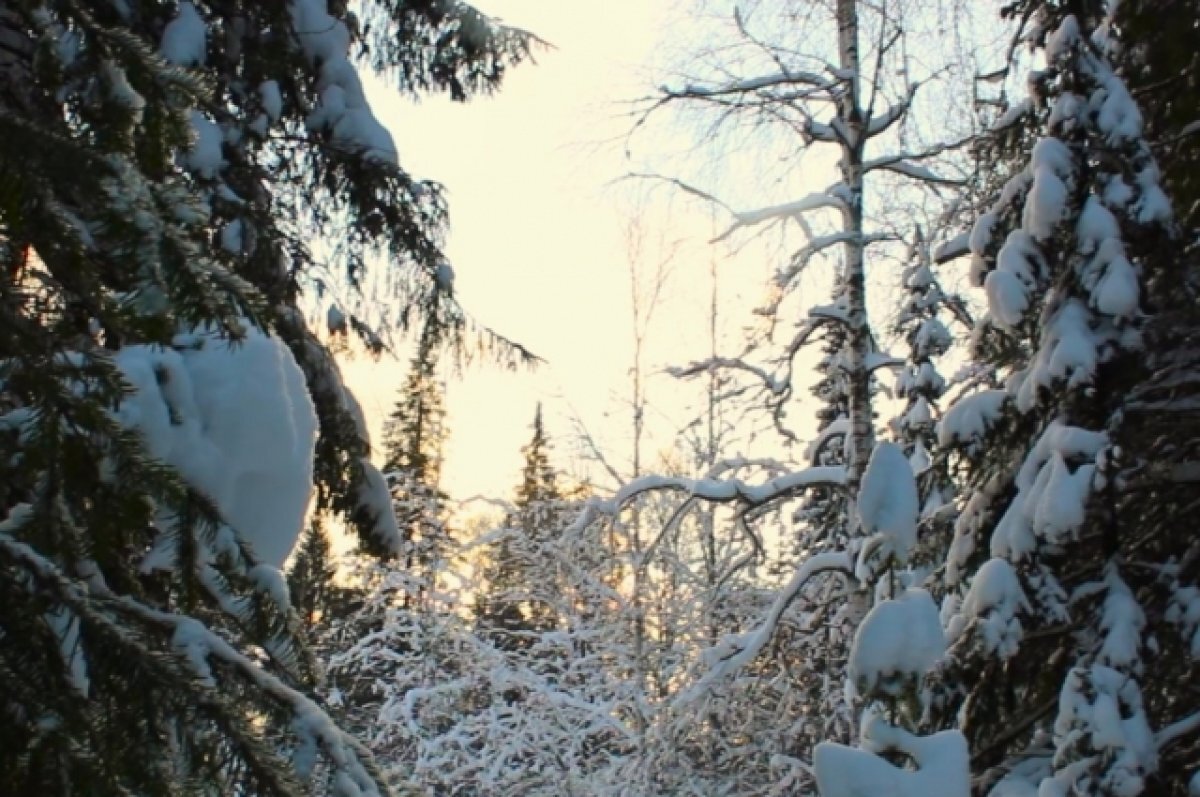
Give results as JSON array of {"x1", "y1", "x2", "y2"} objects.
[{"x1": 380, "y1": 329, "x2": 451, "y2": 609}]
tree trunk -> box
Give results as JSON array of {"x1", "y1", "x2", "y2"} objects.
[{"x1": 836, "y1": 0, "x2": 874, "y2": 494}]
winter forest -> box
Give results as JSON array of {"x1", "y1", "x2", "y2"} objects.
[{"x1": 2, "y1": 0, "x2": 1199, "y2": 795}]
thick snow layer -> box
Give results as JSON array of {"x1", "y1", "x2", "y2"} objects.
[
  {"x1": 1017, "y1": 423, "x2": 1107, "y2": 490},
  {"x1": 160, "y1": 1, "x2": 207, "y2": 66},
  {"x1": 970, "y1": 212, "x2": 998, "y2": 256},
  {"x1": 1135, "y1": 166, "x2": 1171, "y2": 224},
  {"x1": 856, "y1": 442, "x2": 919, "y2": 572},
  {"x1": 356, "y1": 458, "x2": 404, "y2": 555},
  {"x1": 1023, "y1": 167, "x2": 1069, "y2": 241},
  {"x1": 990, "y1": 422, "x2": 1106, "y2": 561},
  {"x1": 1098, "y1": 568, "x2": 1144, "y2": 671},
  {"x1": 814, "y1": 715, "x2": 968, "y2": 797},
  {"x1": 1077, "y1": 196, "x2": 1119, "y2": 254},
  {"x1": 938, "y1": 390, "x2": 1006, "y2": 447},
  {"x1": 1045, "y1": 15, "x2": 1081, "y2": 62},
  {"x1": 1092, "y1": 253, "x2": 1139, "y2": 319},
  {"x1": 114, "y1": 327, "x2": 318, "y2": 567},
  {"x1": 1021, "y1": 137, "x2": 1075, "y2": 241},
  {"x1": 1032, "y1": 453, "x2": 1093, "y2": 543},
  {"x1": 849, "y1": 589, "x2": 944, "y2": 696},
  {"x1": 1166, "y1": 585, "x2": 1200, "y2": 657},
  {"x1": 1017, "y1": 300, "x2": 1100, "y2": 409},
  {"x1": 1048, "y1": 90, "x2": 1083, "y2": 131},
  {"x1": 948, "y1": 558, "x2": 1030, "y2": 658},
  {"x1": 291, "y1": 0, "x2": 398, "y2": 164},
  {"x1": 985, "y1": 270, "x2": 1030, "y2": 327},
  {"x1": 986, "y1": 230, "x2": 1041, "y2": 327},
  {"x1": 260, "y1": 80, "x2": 283, "y2": 122},
  {"x1": 1052, "y1": 664, "x2": 1156, "y2": 794},
  {"x1": 992, "y1": 451, "x2": 1096, "y2": 560},
  {"x1": 185, "y1": 110, "x2": 224, "y2": 178},
  {"x1": 1091, "y1": 65, "x2": 1142, "y2": 146}
]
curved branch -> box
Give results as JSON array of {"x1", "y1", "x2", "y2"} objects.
[{"x1": 675, "y1": 549, "x2": 855, "y2": 706}]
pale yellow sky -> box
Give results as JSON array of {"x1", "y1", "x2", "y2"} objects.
[
  {"x1": 326, "y1": 0, "x2": 994, "y2": 532},
  {"x1": 337, "y1": 1, "x2": 854, "y2": 503},
  {"x1": 339, "y1": 0, "x2": 729, "y2": 501}
]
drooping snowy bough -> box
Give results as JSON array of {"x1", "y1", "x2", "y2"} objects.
[{"x1": 0, "y1": 0, "x2": 534, "y2": 793}]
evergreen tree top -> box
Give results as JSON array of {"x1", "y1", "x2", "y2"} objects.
[
  {"x1": 381, "y1": 335, "x2": 446, "y2": 491},
  {"x1": 516, "y1": 403, "x2": 559, "y2": 507}
]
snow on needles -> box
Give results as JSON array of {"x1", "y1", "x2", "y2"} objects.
[
  {"x1": 114, "y1": 326, "x2": 318, "y2": 568},
  {"x1": 855, "y1": 441, "x2": 919, "y2": 578},
  {"x1": 849, "y1": 588, "x2": 944, "y2": 697},
  {"x1": 815, "y1": 711, "x2": 969, "y2": 797},
  {"x1": 160, "y1": 1, "x2": 207, "y2": 67},
  {"x1": 938, "y1": 390, "x2": 1007, "y2": 448},
  {"x1": 291, "y1": 0, "x2": 399, "y2": 164},
  {"x1": 946, "y1": 557, "x2": 1030, "y2": 659}
]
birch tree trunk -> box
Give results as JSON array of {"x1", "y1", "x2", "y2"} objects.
[{"x1": 836, "y1": 0, "x2": 874, "y2": 495}]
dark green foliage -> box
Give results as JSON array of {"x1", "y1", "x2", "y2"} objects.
[
  {"x1": 287, "y1": 518, "x2": 340, "y2": 629},
  {"x1": 0, "y1": 0, "x2": 535, "y2": 793}
]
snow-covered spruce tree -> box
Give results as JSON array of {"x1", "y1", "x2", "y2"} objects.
[
  {"x1": 1110, "y1": 1, "x2": 1200, "y2": 786},
  {"x1": 778, "y1": 281, "x2": 864, "y2": 750},
  {"x1": 0, "y1": 1, "x2": 532, "y2": 794},
  {"x1": 806, "y1": 227, "x2": 972, "y2": 797},
  {"x1": 890, "y1": 226, "x2": 970, "y2": 578},
  {"x1": 933, "y1": 4, "x2": 1195, "y2": 794}
]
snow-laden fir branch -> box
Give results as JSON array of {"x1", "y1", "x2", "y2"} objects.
[{"x1": 0, "y1": 528, "x2": 384, "y2": 797}]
